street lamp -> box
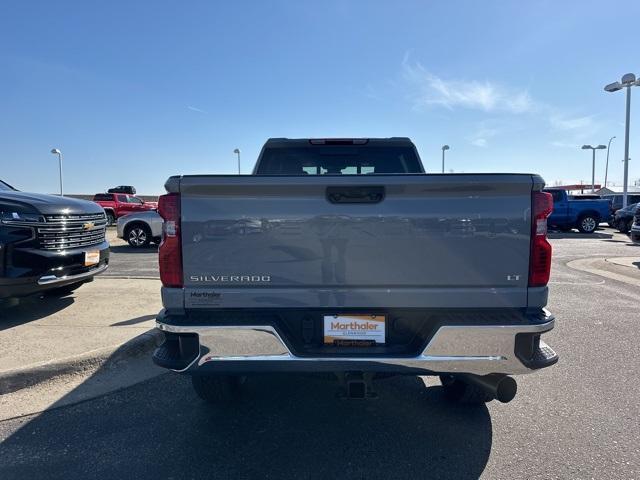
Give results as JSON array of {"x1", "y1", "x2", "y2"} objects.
[
  {"x1": 441, "y1": 145, "x2": 450, "y2": 173},
  {"x1": 604, "y1": 73, "x2": 640, "y2": 207},
  {"x1": 50, "y1": 148, "x2": 63, "y2": 196},
  {"x1": 581, "y1": 144, "x2": 607, "y2": 192},
  {"x1": 233, "y1": 148, "x2": 241, "y2": 174},
  {"x1": 604, "y1": 136, "x2": 615, "y2": 188}
]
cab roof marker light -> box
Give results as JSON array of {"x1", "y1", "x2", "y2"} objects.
[{"x1": 309, "y1": 139, "x2": 370, "y2": 145}]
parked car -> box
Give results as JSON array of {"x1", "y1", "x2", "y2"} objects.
[
  {"x1": 0, "y1": 179, "x2": 109, "y2": 303},
  {"x1": 117, "y1": 211, "x2": 162, "y2": 248},
  {"x1": 612, "y1": 203, "x2": 639, "y2": 233},
  {"x1": 600, "y1": 194, "x2": 640, "y2": 226},
  {"x1": 630, "y1": 210, "x2": 640, "y2": 244},
  {"x1": 152, "y1": 137, "x2": 558, "y2": 406},
  {"x1": 93, "y1": 193, "x2": 158, "y2": 225},
  {"x1": 107, "y1": 185, "x2": 136, "y2": 195},
  {"x1": 601, "y1": 193, "x2": 640, "y2": 214},
  {"x1": 544, "y1": 188, "x2": 611, "y2": 233}
]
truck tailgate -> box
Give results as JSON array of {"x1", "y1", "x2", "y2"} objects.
[{"x1": 177, "y1": 174, "x2": 537, "y2": 309}]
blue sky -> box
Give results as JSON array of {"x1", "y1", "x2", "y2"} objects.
[{"x1": 1, "y1": 0, "x2": 639, "y2": 194}]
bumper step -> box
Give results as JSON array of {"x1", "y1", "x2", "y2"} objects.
[
  {"x1": 530, "y1": 340, "x2": 558, "y2": 369},
  {"x1": 152, "y1": 332, "x2": 199, "y2": 370}
]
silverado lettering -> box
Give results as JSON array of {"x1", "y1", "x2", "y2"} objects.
[{"x1": 189, "y1": 275, "x2": 271, "y2": 282}]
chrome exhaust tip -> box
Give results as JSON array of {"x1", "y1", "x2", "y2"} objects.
[{"x1": 459, "y1": 373, "x2": 518, "y2": 403}]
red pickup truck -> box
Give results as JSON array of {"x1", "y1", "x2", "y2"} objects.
[{"x1": 93, "y1": 193, "x2": 158, "y2": 225}]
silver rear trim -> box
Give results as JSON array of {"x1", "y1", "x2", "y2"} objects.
[
  {"x1": 157, "y1": 317, "x2": 554, "y2": 376},
  {"x1": 38, "y1": 263, "x2": 109, "y2": 285}
]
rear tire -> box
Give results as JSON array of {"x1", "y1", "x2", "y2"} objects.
[
  {"x1": 439, "y1": 374, "x2": 493, "y2": 405},
  {"x1": 577, "y1": 215, "x2": 598, "y2": 234},
  {"x1": 125, "y1": 224, "x2": 152, "y2": 248},
  {"x1": 191, "y1": 375, "x2": 246, "y2": 404},
  {"x1": 105, "y1": 211, "x2": 116, "y2": 226},
  {"x1": 619, "y1": 219, "x2": 633, "y2": 234}
]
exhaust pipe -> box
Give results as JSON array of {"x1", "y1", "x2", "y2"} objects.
[{"x1": 459, "y1": 373, "x2": 517, "y2": 403}]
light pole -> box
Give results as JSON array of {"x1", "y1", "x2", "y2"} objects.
[
  {"x1": 50, "y1": 148, "x2": 63, "y2": 196},
  {"x1": 604, "y1": 73, "x2": 640, "y2": 207},
  {"x1": 581, "y1": 144, "x2": 607, "y2": 192},
  {"x1": 233, "y1": 148, "x2": 241, "y2": 174},
  {"x1": 441, "y1": 145, "x2": 450, "y2": 173},
  {"x1": 604, "y1": 136, "x2": 615, "y2": 188}
]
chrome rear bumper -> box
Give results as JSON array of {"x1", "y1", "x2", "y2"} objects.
[{"x1": 156, "y1": 314, "x2": 556, "y2": 376}]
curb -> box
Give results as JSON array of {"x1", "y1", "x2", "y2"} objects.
[
  {"x1": 567, "y1": 257, "x2": 640, "y2": 287},
  {"x1": 0, "y1": 329, "x2": 163, "y2": 395},
  {"x1": 604, "y1": 256, "x2": 640, "y2": 269}
]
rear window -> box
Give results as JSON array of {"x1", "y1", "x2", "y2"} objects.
[
  {"x1": 608, "y1": 195, "x2": 640, "y2": 208},
  {"x1": 545, "y1": 190, "x2": 564, "y2": 202},
  {"x1": 0, "y1": 180, "x2": 16, "y2": 191},
  {"x1": 93, "y1": 194, "x2": 113, "y2": 201},
  {"x1": 255, "y1": 146, "x2": 423, "y2": 175},
  {"x1": 569, "y1": 194, "x2": 601, "y2": 200}
]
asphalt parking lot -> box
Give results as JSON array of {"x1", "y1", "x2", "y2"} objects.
[
  {"x1": 102, "y1": 229, "x2": 159, "y2": 278},
  {"x1": 1, "y1": 227, "x2": 639, "y2": 479}
]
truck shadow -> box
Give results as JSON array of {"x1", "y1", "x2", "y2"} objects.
[
  {"x1": 0, "y1": 295, "x2": 74, "y2": 330},
  {"x1": 110, "y1": 314, "x2": 157, "y2": 326},
  {"x1": 0, "y1": 362, "x2": 492, "y2": 480}
]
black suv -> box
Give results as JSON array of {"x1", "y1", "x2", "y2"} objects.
[
  {"x1": 107, "y1": 185, "x2": 136, "y2": 195},
  {"x1": 612, "y1": 202, "x2": 639, "y2": 233},
  {"x1": 631, "y1": 210, "x2": 640, "y2": 244},
  {"x1": 0, "y1": 180, "x2": 109, "y2": 301}
]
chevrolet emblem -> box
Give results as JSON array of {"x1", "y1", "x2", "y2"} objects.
[{"x1": 83, "y1": 222, "x2": 95, "y2": 231}]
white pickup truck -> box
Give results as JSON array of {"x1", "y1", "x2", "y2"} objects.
[{"x1": 152, "y1": 137, "x2": 558, "y2": 405}]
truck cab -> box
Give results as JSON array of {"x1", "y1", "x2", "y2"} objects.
[{"x1": 544, "y1": 188, "x2": 611, "y2": 233}]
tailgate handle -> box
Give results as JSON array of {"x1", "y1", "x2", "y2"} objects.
[{"x1": 326, "y1": 186, "x2": 385, "y2": 204}]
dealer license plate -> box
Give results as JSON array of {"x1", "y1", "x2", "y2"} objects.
[
  {"x1": 323, "y1": 314, "x2": 386, "y2": 345},
  {"x1": 84, "y1": 251, "x2": 100, "y2": 266}
]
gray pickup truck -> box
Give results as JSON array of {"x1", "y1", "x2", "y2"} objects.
[{"x1": 153, "y1": 138, "x2": 558, "y2": 405}]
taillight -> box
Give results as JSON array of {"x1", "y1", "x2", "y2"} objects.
[
  {"x1": 529, "y1": 191, "x2": 553, "y2": 287},
  {"x1": 158, "y1": 193, "x2": 182, "y2": 288}
]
